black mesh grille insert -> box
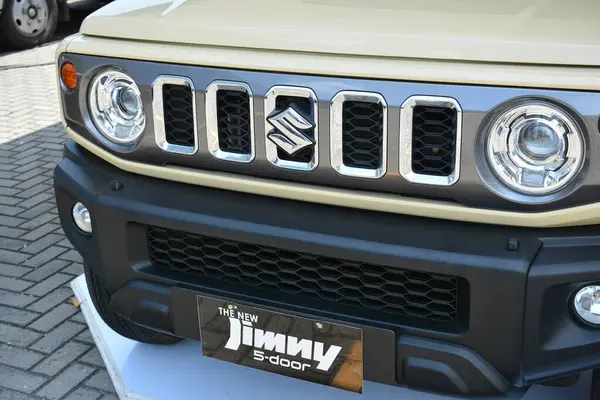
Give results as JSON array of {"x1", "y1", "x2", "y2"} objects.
[
  {"x1": 162, "y1": 84, "x2": 195, "y2": 147},
  {"x1": 147, "y1": 226, "x2": 462, "y2": 322},
  {"x1": 342, "y1": 101, "x2": 384, "y2": 169},
  {"x1": 274, "y1": 96, "x2": 314, "y2": 163},
  {"x1": 411, "y1": 106, "x2": 458, "y2": 176},
  {"x1": 216, "y1": 89, "x2": 251, "y2": 154}
]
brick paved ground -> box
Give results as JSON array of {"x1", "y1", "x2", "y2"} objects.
[{"x1": 0, "y1": 43, "x2": 118, "y2": 399}]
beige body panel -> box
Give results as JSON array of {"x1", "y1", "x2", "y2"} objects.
[
  {"x1": 64, "y1": 35, "x2": 600, "y2": 91},
  {"x1": 82, "y1": 0, "x2": 600, "y2": 66}
]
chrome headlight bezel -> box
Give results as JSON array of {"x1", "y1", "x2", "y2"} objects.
[
  {"x1": 483, "y1": 100, "x2": 585, "y2": 200},
  {"x1": 87, "y1": 69, "x2": 146, "y2": 145}
]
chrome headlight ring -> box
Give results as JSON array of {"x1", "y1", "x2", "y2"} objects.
[
  {"x1": 88, "y1": 69, "x2": 146, "y2": 145},
  {"x1": 485, "y1": 103, "x2": 584, "y2": 196}
]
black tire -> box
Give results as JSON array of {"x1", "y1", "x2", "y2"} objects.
[
  {"x1": 84, "y1": 264, "x2": 180, "y2": 345},
  {"x1": 0, "y1": 0, "x2": 59, "y2": 50},
  {"x1": 592, "y1": 369, "x2": 600, "y2": 400}
]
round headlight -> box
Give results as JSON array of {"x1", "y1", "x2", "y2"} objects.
[
  {"x1": 486, "y1": 103, "x2": 584, "y2": 195},
  {"x1": 518, "y1": 121, "x2": 561, "y2": 160},
  {"x1": 88, "y1": 70, "x2": 146, "y2": 144}
]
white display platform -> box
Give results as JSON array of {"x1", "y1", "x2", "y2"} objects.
[{"x1": 71, "y1": 275, "x2": 590, "y2": 400}]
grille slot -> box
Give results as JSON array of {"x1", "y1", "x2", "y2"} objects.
[
  {"x1": 152, "y1": 76, "x2": 197, "y2": 155},
  {"x1": 342, "y1": 101, "x2": 384, "y2": 169},
  {"x1": 330, "y1": 91, "x2": 387, "y2": 179},
  {"x1": 275, "y1": 96, "x2": 314, "y2": 163},
  {"x1": 412, "y1": 106, "x2": 457, "y2": 176},
  {"x1": 163, "y1": 85, "x2": 195, "y2": 147},
  {"x1": 400, "y1": 96, "x2": 462, "y2": 186},
  {"x1": 217, "y1": 90, "x2": 251, "y2": 154},
  {"x1": 147, "y1": 226, "x2": 463, "y2": 323},
  {"x1": 206, "y1": 81, "x2": 254, "y2": 163}
]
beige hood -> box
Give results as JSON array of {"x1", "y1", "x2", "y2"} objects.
[{"x1": 80, "y1": 0, "x2": 599, "y2": 66}]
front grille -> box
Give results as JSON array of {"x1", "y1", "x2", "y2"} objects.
[
  {"x1": 216, "y1": 90, "x2": 252, "y2": 154},
  {"x1": 411, "y1": 105, "x2": 458, "y2": 177},
  {"x1": 162, "y1": 84, "x2": 195, "y2": 147},
  {"x1": 275, "y1": 96, "x2": 314, "y2": 163},
  {"x1": 147, "y1": 226, "x2": 462, "y2": 323},
  {"x1": 342, "y1": 101, "x2": 384, "y2": 169}
]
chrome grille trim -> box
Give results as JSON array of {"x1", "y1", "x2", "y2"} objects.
[
  {"x1": 264, "y1": 86, "x2": 319, "y2": 171},
  {"x1": 330, "y1": 91, "x2": 387, "y2": 179},
  {"x1": 399, "y1": 96, "x2": 462, "y2": 186},
  {"x1": 205, "y1": 80, "x2": 255, "y2": 163},
  {"x1": 152, "y1": 75, "x2": 198, "y2": 155}
]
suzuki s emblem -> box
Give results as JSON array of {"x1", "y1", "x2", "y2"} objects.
[{"x1": 266, "y1": 107, "x2": 315, "y2": 155}]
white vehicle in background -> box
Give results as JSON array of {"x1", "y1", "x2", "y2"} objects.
[{"x1": 0, "y1": 0, "x2": 77, "y2": 49}]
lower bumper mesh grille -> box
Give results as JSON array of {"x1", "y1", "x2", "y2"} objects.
[{"x1": 147, "y1": 226, "x2": 464, "y2": 323}]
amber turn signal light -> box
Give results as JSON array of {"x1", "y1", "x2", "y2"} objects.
[{"x1": 60, "y1": 61, "x2": 77, "y2": 90}]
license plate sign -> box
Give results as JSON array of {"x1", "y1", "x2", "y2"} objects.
[{"x1": 197, "y1": 296, "x2": 363, "y2": 393}]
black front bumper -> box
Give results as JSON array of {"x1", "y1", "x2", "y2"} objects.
[{"x1": 54, "y1": 140, "x2": 600, "y2": 397}]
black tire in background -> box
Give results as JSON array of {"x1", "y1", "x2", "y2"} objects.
[
  {"x1": 0, "y1": 0, "x2": 58, "y2": 49},
  {"x1": 592, "y1": 369, "x2": 600, "y2": 400},
  {"x1": 84, "y1": 264, "x2": 181, "y2": 345}
]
